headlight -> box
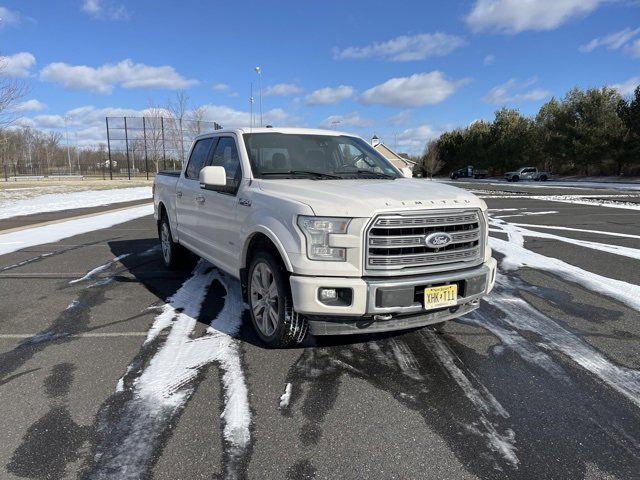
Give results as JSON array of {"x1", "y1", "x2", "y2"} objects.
[{"x1": 297, "y1": 216, "x2": 351, "y2": 261}]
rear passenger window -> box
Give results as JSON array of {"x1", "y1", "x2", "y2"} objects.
[
  {"x1": 210, "y1": 137, "x2": 242, "y2": 194},
  {"x1": 185, "y1": 138, "x2": 213, "y2": 179}
]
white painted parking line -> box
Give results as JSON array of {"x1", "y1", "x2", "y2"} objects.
[{"x1": 0, "y1": 332, "x2": 159, "y2": 339}]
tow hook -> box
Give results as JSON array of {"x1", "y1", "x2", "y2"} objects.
[{"x1": 374, "y1": 314, "x2": 393, "y2": 321}]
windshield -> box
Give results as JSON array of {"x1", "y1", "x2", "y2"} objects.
[{"x1": 243, "y1": 133, "x2": 401, "y2": 179}]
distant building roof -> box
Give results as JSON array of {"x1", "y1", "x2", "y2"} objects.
[{"x1": 372, "y1": 140, "x2": 416, "y2": 170}]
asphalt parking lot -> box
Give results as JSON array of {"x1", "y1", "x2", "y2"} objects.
[{"x1": 1, "y1": 181, "x2": 639, "y2": 479}]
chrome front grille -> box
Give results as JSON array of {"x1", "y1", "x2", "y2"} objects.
[{"x1": 365, "y1": 210, "x2": 484, "y2": 272}]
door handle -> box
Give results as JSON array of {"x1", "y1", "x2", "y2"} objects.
[
  {"x1": 176, "y1": 191, "x2": 183, "y2": 198},
  {"x1": 195, "y1": 195, "x2": 205, "y2": 204}
]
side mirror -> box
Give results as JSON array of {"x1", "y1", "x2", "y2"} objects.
[{"x1": 199, "y1": 166, "x2": 226, "y2": 189}]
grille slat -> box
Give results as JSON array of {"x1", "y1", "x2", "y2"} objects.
[{"x1": 366, "y1": 210, "x2": 483, "y2": 271}]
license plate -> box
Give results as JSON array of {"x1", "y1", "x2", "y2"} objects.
[{"x1": 424, "y1": 284, "x2": 458, "y2": 310}]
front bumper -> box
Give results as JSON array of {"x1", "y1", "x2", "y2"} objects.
[{"x1": 289, "y1": 257, "x2": 497, "y2": 335}]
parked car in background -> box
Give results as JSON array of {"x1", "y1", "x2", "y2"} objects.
[
  {"x1": 154, "y1": 127, "x2": 496, "y2": 347},
  {"x1": 450, "y1": 166, "x2": 489, "y2": 180},
  {"x1": 504, "y1": 167, "x2": 550, "y2": 182}
]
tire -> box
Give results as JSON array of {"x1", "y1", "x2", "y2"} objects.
[
  {"x1": 512, "y1": 176, "x2": 520, "y2": 182},
  {"x1": 540, "y1": 175, "x2": 548, "y2": 181},
  {"x1": 451, "y1": 174, "x2": 458, "y2": 180},
  {"x1": 248, "y1": 251, "x2": 308, "y2": 348},
  {"x1": 159, "y1": 214, "x2": 185, "y2": 270}
]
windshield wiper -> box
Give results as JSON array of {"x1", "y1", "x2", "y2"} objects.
[
  {"x1": 339, "y1": 169, "x2": 396, "y2": 179},
  {"x1": 261, "y1": 170, "x2": 342, "y2": 179}
]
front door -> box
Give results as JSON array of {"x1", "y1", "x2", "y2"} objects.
[{"x1": 195, "y1": 135, "x2": 244, "y2": 275}]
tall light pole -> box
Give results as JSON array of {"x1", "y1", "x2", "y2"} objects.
[
  {"x1": 254, "y1": 66, "x2": 263, "y2": 127},
  {"x1": 250, "y1": 82, "x2": 255, "y2": 128},
  {"x1": 64, "y1": 115, "x2": 72, "y2": 174}
]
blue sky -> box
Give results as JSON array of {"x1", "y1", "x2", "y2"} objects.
[{"x1": 1, "y1": 0, "x2": 639, "y2": 154}]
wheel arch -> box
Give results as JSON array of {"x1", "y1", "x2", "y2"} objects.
[{"x1": 240, "y1": 228, "x2": 293, "y2": 301}]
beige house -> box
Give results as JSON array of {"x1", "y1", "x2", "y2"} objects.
[{"x1": 371, "y1": 135, "x2": 416, "y2": 174}]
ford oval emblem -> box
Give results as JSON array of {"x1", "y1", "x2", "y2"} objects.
[{"x1": 425, "y1": 232, "x2": 453, "y2": 248}]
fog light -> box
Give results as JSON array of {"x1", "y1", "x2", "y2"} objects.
[
  {"x1": 318, "y1": 287, "x2": 353, "y2": 306},
  {"x1": 319, "y1": 288, "x2": 337, "y2": 300}
]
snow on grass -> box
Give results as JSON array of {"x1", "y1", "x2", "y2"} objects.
[
  {"x1": 0, "y1": 204, "x2": 153, "y2": 256},
  {"x1": 88, "y1": 261, "x2": 251, "y2": 479},
  {"x1": 0, "y1": 186, "x2": 151, "y2": 220},
  {"x1": 479, "y1": 193, "x2": 640, "y2": 210},
  {"x1": 508, "y1": 223, "x2": 640, "y2": 240}
]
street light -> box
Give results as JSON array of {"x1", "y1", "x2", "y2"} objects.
[{"x1": 254, "y1": 66, "x2": 263, "y2": 127}]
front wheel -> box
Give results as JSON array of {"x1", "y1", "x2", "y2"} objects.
[
  {"x1": 539, "y1": 175, "x2": 548, "y2": 181},
  {"x1": 248, "y1": 251, "x2": 308, "y2": 348},
  {"x1": 512, "y1": 176, "x2": 520, "y2": 182}
]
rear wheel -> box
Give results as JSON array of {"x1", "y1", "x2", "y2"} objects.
[
  {"x1": 248, "y1": 251, "x2": 308, "y2": 348},
  {"x1": 512, "y1": 175, "x2": 520, "y2": 182},
  {"x1": 540, "y1": 175, "x2": 548, "y2": 181},
  {"x1": 159, "y1": 215, "x2": 185, "y2": 270}
]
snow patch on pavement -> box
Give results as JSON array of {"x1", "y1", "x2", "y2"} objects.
[
  {"x1": 69, "y1": 254, "x2": 130, "y2": 284},
  {"x1": 422, "y1": 330, "x2": 519, "y2": 468},
  {"x1": 481, "y1": 276, "x2": 640, "y2": 409},
  {"x1": 0, "y1": 186, "x2": 151, "y2": 220},
  {"x1": 88, "y1": 261, "x2": 251, "y2": 479},
  {"x1": 279, "y1": 383, "x2": 292, "y2": 409},
  {"x1": 0, "y1": 204, "x2": 153, "y2": 256},
  {"x1": 489, "y1": 221, "x2": 640, "y2": 311}
]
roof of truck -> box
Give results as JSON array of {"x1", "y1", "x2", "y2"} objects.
[{"x1": 195, "y1": 127, "x2": 357, "y2": 139}]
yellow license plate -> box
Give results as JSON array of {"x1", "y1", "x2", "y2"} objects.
[{"x1": 424, "y1": 284, "x2": 458, "y2": 310}]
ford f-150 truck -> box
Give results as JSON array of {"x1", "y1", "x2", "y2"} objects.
[
  {"x1": 504, "y1": 167, "x2": 550, "y2": 182},
  {"x1": 153, "y1": 128, "x2": 497, "y2": 347}
]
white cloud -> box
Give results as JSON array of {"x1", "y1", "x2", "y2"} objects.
[
  {"x1": 483, "y1": 54, "x2": 496, "y2": 65},
  {"x1": 82, "y1": 0, "x2": 130, "y2": 20},
  {"x1": 199, "y1": 105, "x2": 292, "y2": 127},
  {"x1": 0, "y1": 6, "x2": 21, "y2": 27},
  {"x1": 319, "y1": 112, "x2": 372, "y2": 129},
  {"x1": 265, "y1": 83, "x2": 303, "y2": 96},
  {"x1": 466, "y1": 0, "x2": 603, "y2": 34},
  {"x1": 212, "y1": 83, "x2": 230, "y2": 92},
  {"x1": 626, "y1": 38, "x2": 640, "y2": 58},
  {"x1": 388, "y1": 110, "x2": 412, "y2": 126},
  {"x1": 40, "y1": 59, "x2": 198, "y2": 94},
  {"x1": 396, "y1": 124, "x2": 441, "y2": 155},
  {"x1": 305, "y1": 85, "x2": 354, "y2": 105},
  {"x1": 0, "y1": 52, "x2": 36, "y2": 77},
  {"x1": 334, "y1": 33, "x2": 466, "y2": 61},
  {"x1": 580, "y1": 27, "x2": 640, "y2": 53},
  {"x1": 483, "y1": 77, "x2": 551, "y2": 104},
  {"x1": 360, "y1": 72, "x2": 469, "y2": 108},
  {"x1": 611, "y1": 77, "x2": 640, "y2": 96},
  {"x1": 14, "y1": 99, "x2": 46, "y2": 112}
]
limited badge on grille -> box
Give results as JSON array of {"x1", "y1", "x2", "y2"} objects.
[{"x1": 424, "y1": 284, "x2": 458, "y2": 310}]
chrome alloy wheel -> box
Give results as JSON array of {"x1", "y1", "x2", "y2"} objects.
[
  {"x1": 250, "y1": 261, "x2": 279, "y2": 337},
  {"x1": 161, "y1": 222, "x2": 171, "y2": 264}
]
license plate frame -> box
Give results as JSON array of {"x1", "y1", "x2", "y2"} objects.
[{"x1": 423, "y1": 284, "x2": 458, "y2": 310}]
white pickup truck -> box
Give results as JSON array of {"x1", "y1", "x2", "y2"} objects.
[{"x1": 153, "y1": 128, "x2": 496, "y2": 347}]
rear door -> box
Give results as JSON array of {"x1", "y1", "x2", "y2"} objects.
[
  {"x1": 175, "y1": 137, "x2": 214, "y2": 250},
  {"x1": 194, "y1": 135, "x2": 244, "y2": 274}
]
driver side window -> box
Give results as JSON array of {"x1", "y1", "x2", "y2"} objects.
[{"x1": 209, "y1": 136, "x2": 242, "y2": 195}]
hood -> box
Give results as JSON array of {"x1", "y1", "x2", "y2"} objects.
[{"x1": 256, "y1": 178, "x2": 484, "y2": 217}]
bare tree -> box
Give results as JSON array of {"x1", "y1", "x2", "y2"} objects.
[
  {"x1": 420, "y1": 140, "x2": 445, "y2": 178},
  {"x1": 167, "y1": 91, "x2": 189, "y2": 166},
  {"x1": 0, "y1": 58, "x2": 29, "y2": 128},
  {"x1": 188, "y1": 105, "x2": 208, "y2": 138}
]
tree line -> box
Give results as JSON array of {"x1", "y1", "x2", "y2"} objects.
[{"x1": 418, "y1": 85, "x2": 640, "y2": 178}]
